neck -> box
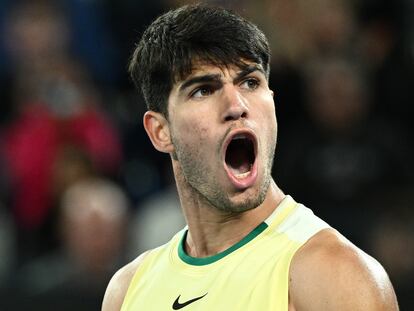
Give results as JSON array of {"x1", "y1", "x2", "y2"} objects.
[{"x1": 172, "y1": 162, "x2": 285, "y2": 258}]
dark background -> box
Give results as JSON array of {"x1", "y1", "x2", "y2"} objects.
[{"x1": 0, "y1": 0, "x2": 413, "y2": 309}]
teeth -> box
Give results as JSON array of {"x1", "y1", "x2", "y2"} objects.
[
  {"x1": 232, "y1": 134, "x2": 247, "y2": 140},
  {"x1": 234, "y1": 171, "x2": 251, "y2": 179},
  {"x1": 229, "y1": 164, "x2": 252, "y2": 179}
]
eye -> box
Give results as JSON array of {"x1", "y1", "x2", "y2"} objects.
[
  {"x1": 190, "y1": 86, "x2": 213, "y2": 98},
  {"x1": 240, "y1": 78, "x2": 260, "y2": 90}
]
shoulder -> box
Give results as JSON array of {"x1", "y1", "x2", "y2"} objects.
[
  {"x1": 102, "y1": 250, "x2": 151, "y2": 311},
  {"x1": 289, "y1": 228, "x2": 399, "y2": 311}
]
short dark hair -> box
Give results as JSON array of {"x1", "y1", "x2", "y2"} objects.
[{"x1": 129, "y1": 4, "x2": 271, "y2": 117}]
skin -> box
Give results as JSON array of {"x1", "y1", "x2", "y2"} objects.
[{"x1": 102, "y1": 61, "x2": 398, "y2": 311}]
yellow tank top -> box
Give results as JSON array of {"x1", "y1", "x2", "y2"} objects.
[{"x1": 121, "y1": 196, "x2": 329, "y2": 310}]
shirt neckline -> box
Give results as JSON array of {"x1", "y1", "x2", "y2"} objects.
[
  {"x1": 177, "y1": 221, "x2": 268, "y2": 266},
  {"x1": 176, "y1": 195, "x2": 296, "y2": 266}
]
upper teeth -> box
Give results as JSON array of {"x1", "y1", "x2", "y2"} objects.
[{"x1": 233, "y1": 134, "x2": 247, "y2": 140}]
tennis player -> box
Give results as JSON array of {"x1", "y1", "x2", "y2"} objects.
[{"x1": 103, "y1": 4, "x2": 398, "y2": 310}]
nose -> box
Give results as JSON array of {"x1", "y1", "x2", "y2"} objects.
[{"x1": 221, "y1": 86, "x2": 249, "y2": 122}]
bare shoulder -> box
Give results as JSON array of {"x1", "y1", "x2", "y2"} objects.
[
  {"x1": 289, "y1": 228, "x2": 399, "y2": 311},
  {"x1": 102, "y1": 251, "x2": 151, "y2": 311}
]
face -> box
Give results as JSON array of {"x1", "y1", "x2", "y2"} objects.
[{"x1": 166, "y1": 61, "x2": 277, "y2": 213}]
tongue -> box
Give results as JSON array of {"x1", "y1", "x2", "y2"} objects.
[
  {"x1": 230, "y1": 161, "x2": 250, "y2": 174},
  {"x1": 227, "y1": 149, "x2": 251, "y2": 176}
]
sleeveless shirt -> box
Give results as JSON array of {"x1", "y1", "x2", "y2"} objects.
[{"x1": 122, "y1": 195, "x2": 330, "y2": 310}]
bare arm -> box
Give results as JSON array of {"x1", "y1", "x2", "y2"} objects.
[
  {"x1": 289, "y1": 229, "x2": 399, "y2": 311},
  {"x1": 102, "y1": 251, "x2": 150, "y2": 311}
]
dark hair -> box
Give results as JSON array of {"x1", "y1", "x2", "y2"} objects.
[{"x1": 129, "y1": 4, "x2": 271, "y2": 117}]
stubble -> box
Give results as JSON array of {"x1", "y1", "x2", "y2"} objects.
[{"x1": 170, "y1": 127, "x2": 276, "y2": 213}]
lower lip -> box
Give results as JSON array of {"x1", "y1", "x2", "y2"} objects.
[{"x1": 224, "y1": 160, "x2": 258, "y2": 190}]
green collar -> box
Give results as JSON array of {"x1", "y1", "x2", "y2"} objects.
[{"x1": 178, "y1": 222, "x2": 268, "y2": 266}]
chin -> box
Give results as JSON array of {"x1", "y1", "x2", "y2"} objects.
[{"x1": 217, "y1": 180, "x2": 269, "y2": 213}]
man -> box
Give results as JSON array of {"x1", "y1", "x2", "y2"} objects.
[{"x1": 103, "y1": 4, "x2": 398, "y2": 310}]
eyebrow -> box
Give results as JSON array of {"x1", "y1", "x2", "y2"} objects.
[
  {"x1": 233, "y1": 64, "x2": 265, "y2": 84},
  {"x1": 178, "y1": 74, "x2": 222, "y2": 93},
  {"x1": 178, "y1": 64, "x2": 265, "y2": 94}
]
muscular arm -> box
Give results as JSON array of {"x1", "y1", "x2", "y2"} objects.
[
  {"x1": 289, "y1": 229, "x2": 399, "y2": 311},
  {"x1": 102, "y1": 251, "x2": 150, "y2": 311}
]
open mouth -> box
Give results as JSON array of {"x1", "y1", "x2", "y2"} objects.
[
  {"x1": 225, "y1": 134, "x2": 255, "y2": 178},
  {"x1": 224, "y1": 131, "x2": 257, "y2": 188}
]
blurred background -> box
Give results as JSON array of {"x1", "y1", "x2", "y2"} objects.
[{"x1": 0, "y1": 0, "x2": 412, "y2": 309}]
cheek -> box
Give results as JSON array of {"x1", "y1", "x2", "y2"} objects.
[
  {"x1": 264, "y1": 92, "x2": 276, "y2": 114},
  {"x1": 256, "y1": 94, "x2": 278, "y2": 146},
  {"x1": 255, "y1": 93, "x2": 277, "y2": 124},
  {"x1": 173, "y1": 118, "x2": 212, "y2": 148},
  {"x1": 176, "y1": 106, "x2": 214, "y2": 136}
]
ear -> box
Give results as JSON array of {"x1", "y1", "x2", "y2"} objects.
[{"x1": 143, "y1": 111, "x2": 174, "y2": 154}]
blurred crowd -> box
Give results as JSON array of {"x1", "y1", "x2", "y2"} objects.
[{"x1": 0, "y1": 0, "x2": 412, "y2": 309}]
